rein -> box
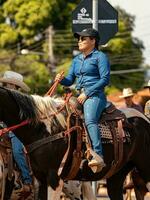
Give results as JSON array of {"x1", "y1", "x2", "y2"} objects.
[
  {"x1": 0, "y1": 119, "x2": 31, "y2": 137},
  {"x1": 40, "y1": 92, "x2": 73, "y2": 120},
  {"x1": 45, "y1": 71, "x2": 64, "y2": 96}
]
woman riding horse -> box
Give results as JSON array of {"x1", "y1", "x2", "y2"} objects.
[{"x1": 55, "y1": 28, "x2": 110, "y2": 173}]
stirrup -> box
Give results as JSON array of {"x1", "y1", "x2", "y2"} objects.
[
  {"x1": 88, "y1": 157, "x2": 106, "y2": 173},
  {"x1": 89, "y1": 164, "x2": 105, "y2": 173},
  {"x1": 86, "y1": 149, "x2": 106, "y2": 173}
]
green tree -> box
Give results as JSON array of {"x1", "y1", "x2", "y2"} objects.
[{"x1": 1, "y1": 0, "x2": 55, "y2": 45}]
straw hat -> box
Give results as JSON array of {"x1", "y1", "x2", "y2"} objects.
[
  {"x1": 0, "y1": 71, "x2": 30, "y2": 92},
  {"x1": 119, "y1": 88, "x2": 134, "y2": 98},
  {"x1": 144, "y1": 80, "x2": 150, "y2": 88}
]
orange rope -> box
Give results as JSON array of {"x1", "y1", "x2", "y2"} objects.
[{"x1": 45, "y1": 71, "x2": 64, "y2": 97}]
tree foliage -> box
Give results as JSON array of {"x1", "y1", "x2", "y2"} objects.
[{"x1": 2, "y1": 0, "x2": 55, "y2": 45}]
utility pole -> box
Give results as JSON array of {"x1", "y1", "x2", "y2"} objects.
[
  {"x1": 92, "y1": 0, "x2": 99, "y2": 30},
  {"x1": 47, "y1": 25, "x2": 55, "y2": 78}
]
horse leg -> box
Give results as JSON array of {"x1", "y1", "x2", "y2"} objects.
[
  {"x1": 82, "y1": 181, "x2": 96, "y2": 200},
  {"x1": 47, "y1": 178, "x2": 64, "y2": 200},
  {"x1": 123, "y1": 173, "x2": 133, "y2": 200},
  {"x1": 3, "y1": 176, "x2": 15, "y2": 200},
  {"x1": 146, "y1": 182, "x2": 150, "y2": 191},
  {"x1": 63, "y1": 180, "x2": 83, "y2": 200},
  {"x1": 38, "y1": 181, "x2": 47, "y2": 200},
  {"x1": 132, "y1": 169, "x2": 147, "y2": 200},
  {"x1": 134, "y1": 187, "x2": 145, "y2": 200},
  {"x1": 107, "y1": 165, "x2": 132, "y2": 200},
  {"x1": 33, "y1": 176, "x2": 40, "y2": 200}
]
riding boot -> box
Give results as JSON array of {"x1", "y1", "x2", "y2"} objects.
[{"x1": 87, "y1": 149, "x2": 106, "y2": 173}]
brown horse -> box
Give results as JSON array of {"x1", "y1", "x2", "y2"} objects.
[{"x1": 0, "y1": 86, "x2": 150, "y2": 200}]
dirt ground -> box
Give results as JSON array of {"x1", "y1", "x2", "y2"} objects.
[
  {"x1": 11, "y1": 188, "x2": 34, "y2": 200},
  {"x1": 10, "y1": 186, "x2": 150, "y2": 200}
]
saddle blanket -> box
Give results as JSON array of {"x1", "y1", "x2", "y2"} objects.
[{"x1": 99, "y1": 120, "x2": 130, "y2": 144}]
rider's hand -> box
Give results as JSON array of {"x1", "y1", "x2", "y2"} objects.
[
  {"x1": 54, "y1": 73, "x2": 64, "y2": 82},
  {"x1": 77, "y1": 93, "x2": 87, "y2": 104}
]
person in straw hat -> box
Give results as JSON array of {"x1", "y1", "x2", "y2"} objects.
[
  {"x1": 119, "y1": 87, "x2": 143, "y2": 113},
  {"x1": 144, "y1": 80, "x2": 150, "y2": 118},
  {"x1": 0, "y1": 71, "x2": 32, "y2": 192},
  {"x1": 0, "y1": 70, "x2": 30, "y2": 92}
]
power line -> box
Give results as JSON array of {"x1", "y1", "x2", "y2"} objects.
[{"x1": 111, "y1": 68, "x2": 149, "y2": 75}]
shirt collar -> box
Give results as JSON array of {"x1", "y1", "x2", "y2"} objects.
[{"x1": 79, "y1": 48, "x2": 98, "y2": 59}]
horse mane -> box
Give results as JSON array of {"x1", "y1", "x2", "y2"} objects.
[
  {"x1": 31, "y1": 95, "x2": 67, "y2": 133},
  {"x1": 7, "y1": 88, "x2": 38, "y2": 121},
  {"x1": 7, "y1": 88, "x2": 67, "y2": 134}
]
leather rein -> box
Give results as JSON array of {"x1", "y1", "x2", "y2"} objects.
[{"x1": 0, "y1": 119, "x2": 31, "y2": 137}]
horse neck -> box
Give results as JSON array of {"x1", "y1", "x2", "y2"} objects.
[
  {"x1": 0, "y1": 88, "x2": 19, "y2": 124},
  {"x1": 0, "y1": 88, "x2": 38, "y2": 145}
]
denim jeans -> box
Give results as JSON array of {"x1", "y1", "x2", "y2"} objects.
[
  {"x1": 9, "y1": 133, "x2": 32, "y2": 184},
  {"x1": 83, "y1": 93, "x2": 106, "y2": 157}
]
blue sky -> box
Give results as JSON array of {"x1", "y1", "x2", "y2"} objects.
[{"x1": 109, "y1": 0, "x2": 150, "y2": 65}]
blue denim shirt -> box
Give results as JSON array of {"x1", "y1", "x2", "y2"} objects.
[{"x1": 60, "y1": 49, "x2": 110, "y2": 97}]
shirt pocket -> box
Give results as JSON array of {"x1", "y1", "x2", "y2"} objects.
[
  {"x1": 89, "y1": 58, "x2": 98, "y2": 65},
  {"x1": 86, "y1": 58, "x2": 99, "y2": 74}
]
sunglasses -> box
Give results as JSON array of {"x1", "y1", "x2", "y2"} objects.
[{"x1": 77, "y1": 36, "x2": 89, "y2": 42}]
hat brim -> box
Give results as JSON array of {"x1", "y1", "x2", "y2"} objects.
[
  {"x1": 0, "y1": 77, "x2": 30, "y2": 92},
  {"x1": 119, "y1": 94, "x2": 134, "y2": 98},
  {"x1": 74, "y1": 32, "x2": 92, "y2": 38},
  {"x1": 144, "y1": 85, "x2": 150, "y2": 88}
]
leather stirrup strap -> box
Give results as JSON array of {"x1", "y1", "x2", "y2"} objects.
[
  {"x1": 103, "y1": 120, "x2": 124, "y2": 179},
  {"x1": 57, "y1": 114, "x2": 72, "y2": 177}
]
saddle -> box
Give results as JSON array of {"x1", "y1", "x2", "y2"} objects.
[
  {"x1": 58, "y1": 98, "x2": 129, "y2": 180},
  {"x1": 102, "y1": 101, "x2": 124, "y2": 121},
  {"x1": 100, "y1": 102, "x2": 130, "y2": 142},
  {"x1": 68, "y1": 97, "x2": 128, "y2": 142}
]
